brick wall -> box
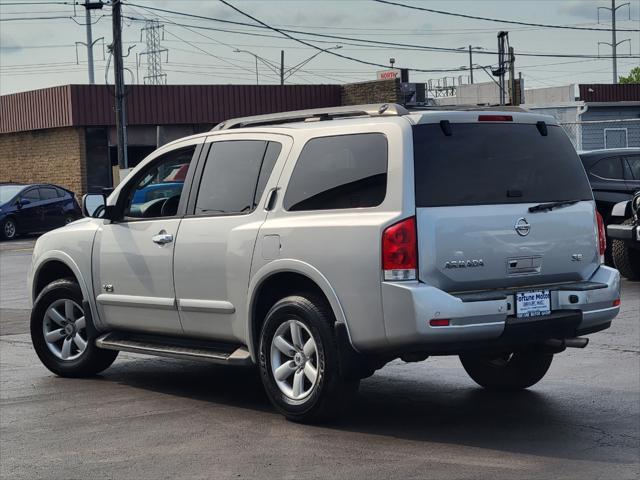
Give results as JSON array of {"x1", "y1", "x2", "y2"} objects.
[
  {"x1": 341, "y1": 79, "x2": 401, "y2": 105},
  {"x1": 0, "y1": 127, "x2": 86, "y2": 195}
]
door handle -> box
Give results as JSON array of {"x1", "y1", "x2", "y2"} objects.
[{"x1": 152, "y1": 231, "x2": 173, "y2": 245}]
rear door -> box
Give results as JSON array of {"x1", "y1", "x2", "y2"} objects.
[
  {"x1": 39, "y1": 186, "x2": 65, "y2": 228},
  {"x1": 173, "y1": 134, "x2": 291, "y2": 342},
  {"x1": 412, "y1": 121, "x2": 598, "y2": 293}
]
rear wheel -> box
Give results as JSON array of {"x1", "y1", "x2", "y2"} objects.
[
  {"x1": 31, "y1": 279, "x2": 118, "y2": 377},
  {"x1": 612, "y1": 220, "x2": 640, "y2": 281},
  {"x1": 459, "y1": 350, "x2": 553, "y2": 391},
  {"x1": 1, "y1": 217, "x2": 17, "y2": 240},
  {"x1": 258, "y1": 294, "x2": 359, "y2": 423}
]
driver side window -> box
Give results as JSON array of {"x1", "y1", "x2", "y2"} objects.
[{"x1": 124, "y1": 146, "x2": 196, "y2": 219}]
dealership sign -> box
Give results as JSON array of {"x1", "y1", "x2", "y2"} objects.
[{"x1": 377, "y1": 69, "x2": 401, "y2": 80}]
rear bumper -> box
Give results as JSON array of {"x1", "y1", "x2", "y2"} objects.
[
  {"x1": 379, "y1": 265, "x2": 620, "y2": 355},
  {"x1": 607, "y1": 223, "x2": 640, "y2": 243}
]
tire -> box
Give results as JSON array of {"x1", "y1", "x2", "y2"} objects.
[
  {"x1": 258, "y1": 294, "x2": 359, "y2": 423},
  {"x1": 459, "y1": 351, "x2": 553, "y2": 391},
  {"x1": 612, "y1": 220, "x2": 640, "y2": 281},
  {"x1": 30, "y1": 279, "x2": 118, "y2": 377},
  {"x1": 1, "y1": 217, "x2": 17, "y2": 240}
]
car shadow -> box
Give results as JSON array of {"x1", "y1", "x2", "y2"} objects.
[{"x1": 98, "y1": 356, "x2": 631, "y2": 465}]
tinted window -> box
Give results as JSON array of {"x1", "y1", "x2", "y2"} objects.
[
  {"x1": 284, "y1": 133, "x2": 388, "y2": 211},
  {"x1": 22, "y1": 189, "x2": 41, "y2": 201},
  {"x1": 590, "y1": 157, "x2": 624, "y2": 180},
  {"x1": 413, "y1": 123, "x2": 592, "y2": 207},
  {"x1": 55, "y1": 187, "x2": 67, "y2": 198},
  {"x1": 40, "y1": 187, "x2": 59, "y2": 200},
  {"x1": 254, "y1": 142, "x2": 282, "y2": 207},
  {"x1": 125, "y1": 146, "x2": 195, "y2": 218},
  {"x1": 195, "y1": 140, "x2": 267, "y2": 215},
  {"x1": 625, "y1": 155, "x2": 640, "y2": 180}
]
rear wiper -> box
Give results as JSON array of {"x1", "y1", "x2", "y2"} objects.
[{"x1": 528, "y1": 199, "x2": 581, "y2": 213}]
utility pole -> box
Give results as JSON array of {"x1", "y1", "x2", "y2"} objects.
[
  {"x1": 78, "y1": 1, "x2": 104, "y2": 84},
  {"x1": 280, "y1": 50, "x2": 284, "y2": 85},
  {"x1": 509, "y1": 47, "x2": 516, "y2": 105},
  {"x1": 110, "y1": 0, "x2": 128, "y2": 170},
  {"x1": 85, "y1": 1, "x2": 94, "y2": 84},
  {"x1": 468, "y1": 45, "x2": 474, "y2": 84},
  {"x1": 496, "y1": 31, "x2": 508, "y2": 106},
  {"x1": 598, "y1": 0, "x2": 631, "y2": 84}
]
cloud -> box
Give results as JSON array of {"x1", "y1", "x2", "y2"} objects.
[
  {"x1": 557, "y1": 1, "x2": 598, "y2": 21},
  {"x1": 0, "y1": 32, "x2": 23, "y2": 54}
]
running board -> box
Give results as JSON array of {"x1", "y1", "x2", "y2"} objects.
[{"x1": 95, "y1": 332, "x2": 252, "y2": 366}]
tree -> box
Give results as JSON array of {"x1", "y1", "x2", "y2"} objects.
[{"x1": 619, "y1": 67, "x2": 640, "y2": 84}]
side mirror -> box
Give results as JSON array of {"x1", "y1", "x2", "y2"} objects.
[
  {"x1": 16, "y1": 198, "x2": 30, "y2": 208},
  {"x1": 82, "y1": 193, "x2": 107, "y2": 218}
]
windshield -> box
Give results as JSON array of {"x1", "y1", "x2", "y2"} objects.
[
  {"x1": 413, "y1": 123, "x2": 593, "y2": 207},
  {"x1": 0, "y1": 185, "x2": 24, "y2": 204}
]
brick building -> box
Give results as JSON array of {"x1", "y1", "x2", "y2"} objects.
[{"x1": 0, "y1": 80, "x2": 401, "y2": 195}]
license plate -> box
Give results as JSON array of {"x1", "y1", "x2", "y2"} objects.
[{"x1": 516, "y1": 290, "x2": 551, "y2": 318}]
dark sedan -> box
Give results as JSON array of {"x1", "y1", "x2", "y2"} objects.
[{"x1": 0, "y1": 184, "x2": 82, "y2": 240}]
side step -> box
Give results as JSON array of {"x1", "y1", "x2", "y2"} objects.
[{"x1": 95, "y1": 332, "x2": 252, "y2": 366}]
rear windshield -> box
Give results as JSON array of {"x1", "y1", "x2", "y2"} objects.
[{"x1": 413, "y1": 123, "x2": 593, "y2": 207}]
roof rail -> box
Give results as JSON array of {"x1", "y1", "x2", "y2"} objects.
[
  {"x1": 212, "y1": 103, "x2": 409, "y2": 131},
  {"x1": 407, "y1": 105, "x2": 529, "y2": 112}
]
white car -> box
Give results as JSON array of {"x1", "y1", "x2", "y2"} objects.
[{"x1": 29, "y1": 104, "x2": 620, "y2": 422}]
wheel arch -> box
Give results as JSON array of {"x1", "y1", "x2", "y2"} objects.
[
  {"x1": 246, "y1": 260, "x2": 351, "y2": 362},
  {"x1": 31, "y1": 252, "x2": 95, "y2": 318}
]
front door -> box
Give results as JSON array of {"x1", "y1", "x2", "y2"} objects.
[
  {"x1": 92, "y1": 140, "x2": 201, "y2": 334},
  {"x1": 17, "y1": 187, "x2": 42, "y2": 232},
  {"x1": 173, "y1": 135, "x2": 290, "y2": 342}
]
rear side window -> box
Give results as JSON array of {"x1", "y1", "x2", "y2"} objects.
[
  {"x1": 40, "y1": 187, "x2": 59, "y2": 200},
  {"x1": 590, "y1": 157, "x2": 624, "y2": 180},
  {"x1": 22, "y1": 189, "x2": 41, "y2": 201},
  {"x1": 253, "y1": 142, "x2": 282, "y2": 208},
  {"x1": 625, "y1": 155, "x2": 640, "y2": 180},
  {"x1": 195, "y1": 140, "x2": 270, "y2": 215},
  {"x1": 413, "y1": 123, "x2": 592, "y2": 207},
  {"x1": 284, "y1": 133, "x2": 388, "y2": 211}
]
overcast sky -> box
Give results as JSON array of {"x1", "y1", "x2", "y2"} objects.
[{"x1": 1, "y1": 0, "x2": 639, "y2": 95}]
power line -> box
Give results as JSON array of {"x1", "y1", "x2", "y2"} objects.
[
  {"x1": 0, "y1": 15, "x2": 72, "y2": 21},
  {"x1": 372, "y1": 0, "x2": 640, "y2": 32},
  {"x1": 122, "y1": 3, "x2": 640, "y2": 60}
]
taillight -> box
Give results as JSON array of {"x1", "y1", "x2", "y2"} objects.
[
  {"x1": 382, "y1": 216, "x2": 417, "y2": 281},
  {"x1": 596, "y1": 211, "x2": 606, "y2": 263},
  {"x1": 478, "y1": 115, "x2": 513, "y2": 122}
]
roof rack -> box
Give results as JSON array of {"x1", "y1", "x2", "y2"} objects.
[
  {"x1": 211, "y1": 103, "x2": 409, "y2": 131},
  {"x1": 407, "y1": 105, "x2": 529, "y2": 112}
]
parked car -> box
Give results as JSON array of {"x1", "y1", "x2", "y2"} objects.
[
  {"x1": 578, "y1": 148, "x2": 640, "y2": 262},
  {"x1": 28, "y1": 104, "x2": 620, "y2": 422},
  {"x1": 607, "y1": 190, "x2": 640, "y2": 280},
  {"x1": 0, "y1": 183, "x2": 82, "y2": 240}
]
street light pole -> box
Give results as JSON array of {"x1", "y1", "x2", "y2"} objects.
[{"x1": 468, "y1": 45, "x2": 474, "y2": 84}]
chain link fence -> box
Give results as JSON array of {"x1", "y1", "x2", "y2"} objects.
[{"x1": 558, "y1": 119, "x2": 640, "y2": 151}]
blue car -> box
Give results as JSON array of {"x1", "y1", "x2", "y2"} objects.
[{"x1": 0, "y1": 183, "x2": 82, "y2": 240}]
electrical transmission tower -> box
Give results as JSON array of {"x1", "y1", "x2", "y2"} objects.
[
  {"x1": 139, "y1": 19, "x2": 168, "y2": 85},
  {"x1": 597, "y1": 0, "x2": 631, "y2": 84}
]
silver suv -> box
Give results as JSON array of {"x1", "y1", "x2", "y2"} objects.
[{"x1": 28, "y1": 104, "x2": 621, "y2": 422}]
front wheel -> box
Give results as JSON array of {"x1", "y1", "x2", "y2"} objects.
[
  {"x1": 1, "y1": 217, "x2": 17, "y2": 240},
  {"x1": 258, "y1": 295, "x2": 359, "y2": 423},
  {"x1": 459, "y1": 351, "x2": 553, "y2": 391},
  {"x1": 31, "y1": 279, "x2": 118, "y2": 377}
]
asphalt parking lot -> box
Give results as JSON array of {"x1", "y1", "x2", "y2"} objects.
[{"x1": 1, "y1": 238, "x2": 638, "y2": 480}]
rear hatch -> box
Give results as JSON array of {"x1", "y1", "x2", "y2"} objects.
[{"x1": 413, "y1": 118, "x2": 599, "y2": 292}]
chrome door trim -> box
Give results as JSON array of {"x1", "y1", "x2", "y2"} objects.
[
  {"x1": 177, "y1": 298, "x2": 236, "y2": 314},
  {"x1": 96, "y1": 293, "x2": 176, "y2": 310}
]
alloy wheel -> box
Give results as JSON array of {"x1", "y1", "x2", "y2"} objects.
[
  {"x1": 270, "y1": 319, "x2": 319, "y2": 400},
  {"x1": 42, "y1": 299, "x2": 88, "y2": 361},
  {"x1": 4, "y1": 219, "x2": 16, "y2": 239}
]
